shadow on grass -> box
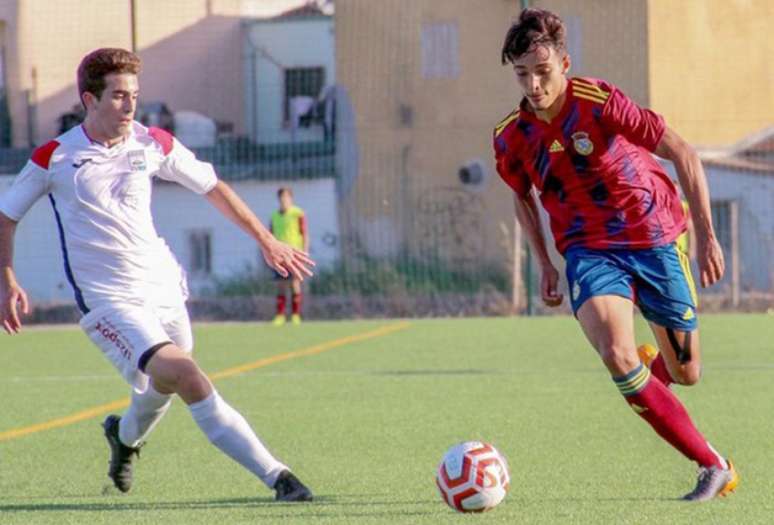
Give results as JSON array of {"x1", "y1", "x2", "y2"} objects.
[
  {"x1": 0, "y1": 494, "x2": 438, "y2": 517},
  {"x1": 373, "y1": 369, "x2": 501, "y2": 376}
]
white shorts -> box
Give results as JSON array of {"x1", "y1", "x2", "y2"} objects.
[{"x1": 80, "y1": 301, "x2": 193, "y2": 392}]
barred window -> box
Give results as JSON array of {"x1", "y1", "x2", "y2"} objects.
[
  {"x1": 188, "y1": 230, "x2": 212, "y2": 275},
  {"x1": 284, "y1": 67, "x2": 325, "y2": 122}
]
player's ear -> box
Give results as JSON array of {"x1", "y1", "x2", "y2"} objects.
[
  {"x1": 562, "y1": 53, "x2": 571, "y2": 75},
  {"x1": 82, "y1": 91, "x2": 97, "y2": 112}
]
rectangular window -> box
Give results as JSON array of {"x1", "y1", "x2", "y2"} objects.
[
  {"x1": 710, "y1": 200, "x2": 732, "y2": 256},
  {"x1": 284, "y1": 67, "x2": 325, "y2": 123},
  {"x1": 188, "y1": 230, "x2": 212, "y2": 275},
  {"x1": 421, "y1": 22, "x2": 460, "y2": 79}
]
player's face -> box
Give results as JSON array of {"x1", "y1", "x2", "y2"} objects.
[
  {"x1": 513, "y1": 45, "x2": 569, "y2": 114},
  {"x1": 86, "y1": 73, "x2": 139, "y2": 140},
  {"x1": 279, "y1": 192, "x2": 293, "y2": 211}
]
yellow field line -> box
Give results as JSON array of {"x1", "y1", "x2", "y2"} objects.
[{"x1": 0, "y1": 322, "x2": 411, "y2": 442}]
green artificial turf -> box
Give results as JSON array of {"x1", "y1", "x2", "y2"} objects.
[{"x1": 0, "y1": 314, "x2": 770, "y2": 524}]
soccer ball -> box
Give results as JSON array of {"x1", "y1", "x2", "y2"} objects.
[{"x1": 436, "y1": 441, "x2": 510, "y2": 513}]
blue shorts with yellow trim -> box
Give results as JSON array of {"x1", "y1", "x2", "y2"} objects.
[{"x1": 565, "y1": 243, "x2": 698, "y2": 331}]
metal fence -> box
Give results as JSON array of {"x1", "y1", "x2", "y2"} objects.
[{"x1": 0, "y1": 0, "x2": 771, "y2": 322}]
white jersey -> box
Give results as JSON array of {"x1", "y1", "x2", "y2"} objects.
[{"x1": 0, "y1": 122, "x2": 217, "y2": 313}]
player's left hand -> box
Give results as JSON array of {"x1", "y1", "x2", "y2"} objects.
[
  {"x1": 696, "y1": 234, "x2": 725, "y2": 288},
  {"x1": 540, "y1": 263, "x2": 564, "y2": 307},
  {"x1": 262, "y1": 238, "x2": 315, "y2": 281}
]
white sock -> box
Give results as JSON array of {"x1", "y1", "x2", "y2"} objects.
[
  {"x1": 707, "y1": 442, "x2": 729, "y2": 470},
  {"x1": 189, "y1": 391, "x2": 288, "y2": 488},
  {"x1": 119, "y1": 384, "x2": 172, "y2": 448}
]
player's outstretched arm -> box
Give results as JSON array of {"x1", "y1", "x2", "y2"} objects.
[
  {"x1": 655, "y1": 127, "x2": 725, "y2": 288},
  {"x1": 0, "y1": 212, "x2": 29, "y2": 334},
  {"x1": 513, "y1": 192, "x2": 563, "y2": 307},
  {"x1": 205, "y1": 181, "x2": 315, "y2": 280}
]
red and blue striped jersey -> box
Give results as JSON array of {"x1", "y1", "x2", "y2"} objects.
[{"x1": 494, "y1": 77, "x2": 685, "y2": 254}]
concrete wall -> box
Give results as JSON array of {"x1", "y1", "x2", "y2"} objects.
[
  {"x1": 0, "y1": 174, "x2": 340, "y2": 302},
  {"x1": 531, "y1": 0, "x2": 650, "y2": 106},
  {"x1": 0, "y1": 0, "x2": 313, "y2": 147},
  {"x1": 335, "y1": 0, "x2": 520, "y2": 267},
  {"x1": 648, "y1": 0, "x2": 774, "y2": 146},
  {"x1": 245, "y1": 15, "x2": 335, "y2": 143}
]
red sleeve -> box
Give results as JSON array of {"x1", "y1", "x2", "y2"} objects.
[
  {"x1": 31, "y1": 140, "x2": 60, "y2": 169},
  {"x1": 298, "y1": 215, "x2": 307, "y2": 237},
  {"x1": 149, "y1": 127, "x2": 174, "y2": 155},
  {"x1": 494, "y1": 133, "x2": 531, "y2": 198},
  {"x1": 601, "y1": 85, "x2": 665, "y2": 152}
]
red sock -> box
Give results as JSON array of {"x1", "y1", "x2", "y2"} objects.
[
  {"x1": 292, "y1": 293, "x2": 302, "y2": 315},
  {"x1": 614, "y1": 364, "x2": 723, "y2": 469},
  {"x1": 649, "y1": 353, "x2": 674, "y2": 388},
  {"x1": 276, "y1": 294, "x2": 286, "y2": 315}
]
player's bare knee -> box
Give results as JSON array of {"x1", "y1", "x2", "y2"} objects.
[
  {"x1": 673, "y1": 365, "x2": 702, "y2": 386},
  {"x1": 599, "y1": 345, "x2": 640, "y2": 375},
  {"x1": 172, "y1": 360, "x2": 212, "y2": 402}
]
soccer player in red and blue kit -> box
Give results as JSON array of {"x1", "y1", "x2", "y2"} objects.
[{"x1": 494, "y1": 9, "x2": 738, "y2": 501}]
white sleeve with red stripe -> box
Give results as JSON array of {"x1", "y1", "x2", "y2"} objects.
[
  {"x1": 150, "y1": 128, "x2": 217, "y2": 194},
  {"x1": 0, "y1": 142, "x2": 57, "y2": 221}
]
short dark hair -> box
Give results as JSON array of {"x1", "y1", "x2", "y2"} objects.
[
  {"x1": 501, "y1": 8, "x2": 567, "y2": 65},
  {"x1": 77, "y1": 48, "x2": 141, "y2": 103},
  {"x1": 277, "y1": 187, "x2": 293, "y2": 198}
]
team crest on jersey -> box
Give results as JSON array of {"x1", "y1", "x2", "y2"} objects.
[
  {"x1": 571, "y1": 132, "x2": 594, "y2": 156},
  {"x1": 127, "y1": 150, "x2": 147, "y2": 171}
]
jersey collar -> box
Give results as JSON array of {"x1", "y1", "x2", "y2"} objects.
[
  {"x1": 518, "y1": 79, "x2": 574, "y2": 127},
  {"x1": 79, "y1": 123, "x2": 134, "y2": 150}
]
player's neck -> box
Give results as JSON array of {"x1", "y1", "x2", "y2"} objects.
[
  {"x1": 82, "y1": 118, "x2": 128, "y2": 148},
  {"x1": 534, "y1": 77, "x2": 569, "y2": 124}
]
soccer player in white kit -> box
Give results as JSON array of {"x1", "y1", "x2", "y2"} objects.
[{"x1": 0, "y1": 48, "x2": 314, "y2": 501}]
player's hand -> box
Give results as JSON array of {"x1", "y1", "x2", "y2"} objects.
[
  {"x1": 696, "y1": 234, "x2": 725, "y2": 288},
  {"x1": 540, "y1": 264, "x2": 564, "y2": 307},
  {"x1": 0, "y1": 279, "x2": 29, "y2": 334},
  {"x1": 261, "y1": 238, "x2": 316, "y2": 281}
]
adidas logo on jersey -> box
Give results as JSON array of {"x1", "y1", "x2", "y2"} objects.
[{"x1": 549, "y1": 139, "x2": 564, "y2": 153}]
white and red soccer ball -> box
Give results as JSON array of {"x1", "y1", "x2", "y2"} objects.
[{"x1": 436, "y1": 441, "x2": 510, "y2": 513}]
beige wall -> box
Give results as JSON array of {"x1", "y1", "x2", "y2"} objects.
[
  {"x1": 0, "y1": 0, "x2": 255, "y2": 146},
  {"x1": 648, "y1": 0, "x2": 774, "y2": 146},
  {"x1": 336, "y1": 0, "x2": 520, "y2": 265},
  {"x1": 531, "y1": 0, "x2": 650, "y2": 106}
]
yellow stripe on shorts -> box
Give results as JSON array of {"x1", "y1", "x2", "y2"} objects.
[{"x1": 674, "y1": 244, "x2": 698, "y2": 307}]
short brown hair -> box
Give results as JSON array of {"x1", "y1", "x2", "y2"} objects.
[
  {"x1": 277, "y1": 187, "x2": 293, "y2": 198},
  {"x1": 77, "y1": 48, "x2": 141, "y2": 103},
  {"x1": 501, "y1": 9, "x2": 566, "y2": 65}
]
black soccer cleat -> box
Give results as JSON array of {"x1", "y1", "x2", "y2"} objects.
[
  {"x1": 274, "y1": 470, "x2": 313, "y2": 502},
  {"x1": 102, "y1": 415, "x2": 141, "y2": 493}
]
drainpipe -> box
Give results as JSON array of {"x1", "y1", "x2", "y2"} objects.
[
  {"x1": 244, "y1": 25, "x2": 259, "y2": 142},
  {"x1": 130, "y1": 0, "x2": 138, "y2": 53}
]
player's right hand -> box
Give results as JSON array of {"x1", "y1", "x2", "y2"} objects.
[
  {"x1": 0, "y1": 279, "x2": 29, "y2": 334},
  {"x1": 540, "y1": 264, "x2": 564, "y2": 307},
  {"x1": 261, "y1": 238, "x2": 316, "y2": 281},
  {"x1": 696, "y1": 234, "x2": 725, "y2": 288}
]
